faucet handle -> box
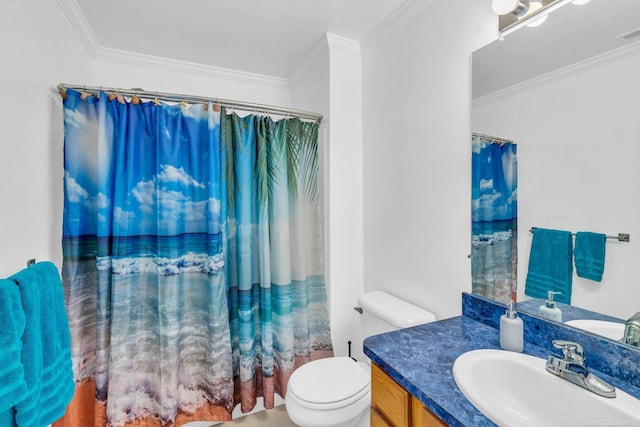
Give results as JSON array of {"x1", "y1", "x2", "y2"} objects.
[
  {"x1": 552, "y1": 340, "x2": 585, "y2": 363},
  {"x1": 624, "y1": 312, "x2": 640, "y2": 347}
]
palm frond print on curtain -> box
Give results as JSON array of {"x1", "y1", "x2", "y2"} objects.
[
  {"x1": 471, "y1": 135, "x2": 518, "y2": 304},
  {"x1": 56, "y1": 89, "x2": 332, "y2": 427}
]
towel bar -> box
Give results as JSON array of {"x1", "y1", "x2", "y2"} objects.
[{"x1": 529, "y1": 228, "x2": 630, "y2": 243}]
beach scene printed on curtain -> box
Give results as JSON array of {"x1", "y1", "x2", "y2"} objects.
[
  {"x1": 471, "y1": 135, "x2": 518, "y2": 304},
  {"x1": 221, "y1": 112, "x2": 332, "y2": 412},
  {"x1": 59, "y1": 89, "x2": 332, "y2": 427},
  {"x1": 61, "y1": 91, "x2": 233, "y2": 426}
]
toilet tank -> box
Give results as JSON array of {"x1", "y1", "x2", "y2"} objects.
[{"x1": 357, "y1": 290, "x2": 437, "y2": 338}]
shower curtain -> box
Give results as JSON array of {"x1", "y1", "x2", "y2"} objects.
[
  {"x1": 56, "y1": 89, "x2": 332, "y2": 427},
  {"x1": 221, "y1": 111, "x2": 332, "y2": 412},
  {"x1": 471, "y1": 135, "x2": 518, "y2": 304}
]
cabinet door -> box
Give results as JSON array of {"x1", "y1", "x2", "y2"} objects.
[
  {"x1": 371, "y1": 406, "x2": 394, "y2": 427},
  {"x1": 371, "y1": 363, "x2": 410, "y2": 427},
  {"x1": 411, "y1": 395, "x2": 447, "y2": 427}
]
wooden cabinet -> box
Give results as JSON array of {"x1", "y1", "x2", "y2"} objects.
[
  {"x1": 371, "y1": 406, "x2": 394, "y2": 427},
  {"x1": 411, "y1": 395, "x2": 447, "y2": 427},
  {"x1": 371, "y1": 362, "x2": 411, "y2": 426},
  {"x1": 371, "y1": 363, "x2": 446, "y2": 427}
]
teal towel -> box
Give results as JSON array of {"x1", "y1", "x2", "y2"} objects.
[
  {"x1": 0, "y1": 279, "x2": 27, "y2": 413},
  {"x1": 574, "y1": 232, "x2": 606, "y2": 282},
  {"x1": 525, "y1": 228, "x2": 573, "y2": 304},
  {"x1": 10, "y1": 261, "x2": 74, "y2": 427}
]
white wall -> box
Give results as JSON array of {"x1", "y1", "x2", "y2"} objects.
[
  {"x1": 291, "y1": 33, "x2": 365, "y2": 360},
  {"x1": 361, "y1": 0, "x2": 496, "y2": 320},
  {"x1": 472, "y1": 49, "x2": 640, "y2": 319},
  {"x1": 326, "y1": 34, "x2": 365, "y2": 359},
  {"x1": 91, "y1": 51, "x2": 293, "y2": 107},
  {"x1": 0, "y1": 0, "x2": 93, "y2": 277}
]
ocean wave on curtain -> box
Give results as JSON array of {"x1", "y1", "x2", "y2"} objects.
[
  {"x1": 471, "y1": 135, "x2": 518, "y2": 304},
  {"x1": 55, "y1": 89, "x2": 332, "y2": 427}
]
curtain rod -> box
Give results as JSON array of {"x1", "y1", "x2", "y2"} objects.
[
  {"x1": 56, "y1": 83, "x2": 323, "y2": 123},
  {"x1": 472, "y1": 132, "x2": 513, "y2": 145}
]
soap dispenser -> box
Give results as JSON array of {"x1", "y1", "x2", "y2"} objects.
[
  {"x1": 500, "y1": 300, "x2": 523, "y2": 352},
  {"x1": 539, "y1": 291, "x2": 562, "y2": 322}
]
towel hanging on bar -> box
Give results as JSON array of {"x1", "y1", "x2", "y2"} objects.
[{"x1": 529, "y1": 227, "x2": 630, "y2": 243}]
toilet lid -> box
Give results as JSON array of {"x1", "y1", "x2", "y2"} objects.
[{"x1": 288, "y1": 357, "x2": 370, "y2": 406}]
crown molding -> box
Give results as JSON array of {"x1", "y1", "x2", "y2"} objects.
[
  {"x1": 56, "y1": 0, "x2": 100, "y2": 56},
  {"x1": 326, "y1": 33, "x2": 361, "y2": 58},
  {"x1": 363, "y1": 0, "x2": 437, "y2": 44},
  {"x1": 473, "y1": 39, "x2": 640, "y2": 108},
  {"x1": 94, "y1": 47, "x2": 290, "y2": 89},
  {"x1": 56, "y1": 0, "x2": 290, "y2": 89},
  {"x1": 289, "y1": 32, "x2": 361, "y2": 87}
]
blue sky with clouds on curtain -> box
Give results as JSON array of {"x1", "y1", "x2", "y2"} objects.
[
  {"x1": 63, "y1": 96, "x2": 221, "y2": 238},
  {"x1": 472, "y1": 137, "x2": 517, "y2": 223}
]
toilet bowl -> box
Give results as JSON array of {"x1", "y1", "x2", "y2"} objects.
[
  {"x1": 285, "y1": 291, "x2": 437, "y2": 427},
  {"x1": 285, "y1": 357, "x2": 371, "y2": 427}
]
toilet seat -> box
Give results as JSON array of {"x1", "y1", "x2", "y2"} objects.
[{"x1": 287, "y1": 357, "x2": 370, "y2": 410}]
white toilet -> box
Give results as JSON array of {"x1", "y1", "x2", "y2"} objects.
[{"x1": 285, "y1": 290, "x2": 437, "y2": 427}]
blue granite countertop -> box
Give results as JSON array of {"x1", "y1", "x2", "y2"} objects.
[
  {"x1": 516, "y1": 298, "x2": 624, "y2": 323},
  {"x1": 363, "y1": 304, "x2": 640, "y2": 427},
  {"x1": 364, "y1": 316, "x2": 515, "y2": 426}
]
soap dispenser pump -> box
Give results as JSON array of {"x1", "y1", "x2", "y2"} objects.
[
  {"x1": 539, "y1": 291, "x2": 562, "y2": 322},
  {"x1": 500, "y1": 300, "x2": 524, "y2": 352}
]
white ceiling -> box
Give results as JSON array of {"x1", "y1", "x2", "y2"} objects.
[
  {"x1": 71, "y1": 0, "x2": 640, "y2": 90},
  {"x1": 74, "y1": 0, "x2": 408, "y2": 79}
]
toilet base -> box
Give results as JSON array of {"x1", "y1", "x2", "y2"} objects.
[{"x1": 285, "y1": 390, "x2": 370, "y2": 427}]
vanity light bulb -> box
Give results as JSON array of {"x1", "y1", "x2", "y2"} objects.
[
  {"x1": 492, "y1": 0, "x2": 529, "y2": 15},
  {"x1": 529, "y1": 0, "x2": 543, "y2": 8},
  {"x1": 524, "y1": 1, "x2": 548, "y2": 28}
]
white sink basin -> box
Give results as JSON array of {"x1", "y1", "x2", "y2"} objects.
[
  {"x1": 565, "y1": 319, "x2": 625, "y2": 341},
  {"x1": 453, "y1": 349, "x2": 640, "y2": 427}
]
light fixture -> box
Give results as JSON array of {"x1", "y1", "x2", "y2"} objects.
[
  {"x1": 492, "y1": 0, "x2": 530, "y2": 16},
  {"x1": 572, "y1": 0, "x2": 591, "y2": 4},
  {"x1": 528, "y1": 1, "x2": 544, "y2": 13},
  {"x1": 499, "y1": 0, "x2": 575, "y2": 37},
  {"x1": 525, "y1": 1, "x2": 548, "y2": 27},
  {"x1": 525, "y1": 14, "x2": 548, "y2": 27}
]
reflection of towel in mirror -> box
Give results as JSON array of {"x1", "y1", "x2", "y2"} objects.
[
  {"x1": 525, "y1": 228, "x2": 573, "y2": 304},
  {"x1": 10, "y1": 261, "x2": 74, "y2": 427},
  {"x1": 574, "y1": 232, "x2": 606, "y2": 282},
  {"x1": 0, "y1": 279, "x2": 28, "y2": 417}
]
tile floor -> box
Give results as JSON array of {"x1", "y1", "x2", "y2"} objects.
[
  {"x1": 212, "y1": 406, "x2": 299, "y2": 427},
  {"x1": 185, "y1": 405, "x2": 299, "y2": 427}
]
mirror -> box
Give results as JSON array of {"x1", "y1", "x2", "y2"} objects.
[{"x1": 471, "y1": 0, "x2": 640, "y2": 347}]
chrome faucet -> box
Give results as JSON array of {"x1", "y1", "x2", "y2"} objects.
[
  {"x1": 623, "y1": 311, "x2": 640, "y2": 347},
  {"x1": 545, "y1": 340, "x2": 616, "y2": 398}
]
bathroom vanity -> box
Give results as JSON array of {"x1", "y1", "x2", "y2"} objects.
[
  {"x1": 371, "y1": 362, "x2": 445, "y2": 426},
  {"x1": 364, "y1": 293, "x2": 640, "y2": 427}
]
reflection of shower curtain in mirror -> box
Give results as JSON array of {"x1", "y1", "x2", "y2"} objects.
[{"x1": 471, "y1": 135, "x2": 518, "y2": 304}]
